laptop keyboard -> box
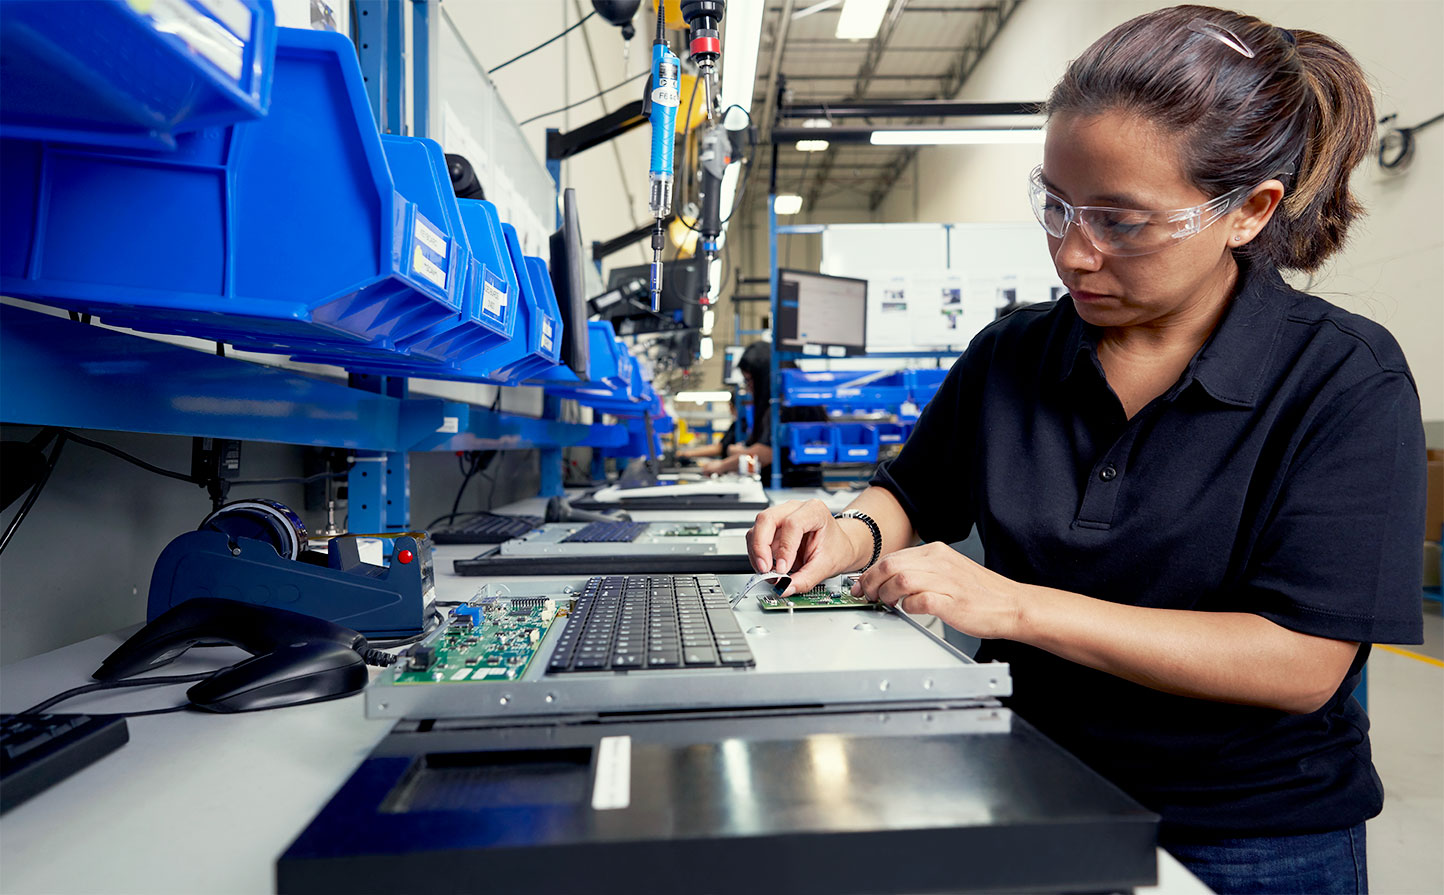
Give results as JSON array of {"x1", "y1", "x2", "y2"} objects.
[
  {"x1": 560, "y1": 521, "x2": 650, "y2": 544},
  {"x1": 429, "y1": 513, "x2": 542, "y2": 545},
  {"x1": 547, "y1": 575, "x2": 755, "y2": 673}
]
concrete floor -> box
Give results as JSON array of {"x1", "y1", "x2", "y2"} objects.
[{"x1": 1367, "y1": 597, "x2": 1444, "y2": 895}]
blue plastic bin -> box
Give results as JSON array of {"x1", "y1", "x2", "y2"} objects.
[
  {"x1": 781, "y1": 369, "x2": 910, "y2": 407},
  {"x1": 0, "y1": 28, "x2": 470, "y2": 354},
  {"x1": 908, "y1": 369, "x2": 949, "y2": 408},
  {"x1": 788, "y1": 424, "x2": 836, "y2": 465},
  {"x1": 872, "y1": 422, "x2": 911, "y2": 446},
  {"x1": 833, "y1": 424, "x2": 880, "y2": 463},
  {"x1": 0, "y1": 0, "x2": 275, "y2": 150}
]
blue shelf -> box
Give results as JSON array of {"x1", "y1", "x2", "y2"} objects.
[{"x1": 0, "y1": 304, "x2": 624, "y2": 453}]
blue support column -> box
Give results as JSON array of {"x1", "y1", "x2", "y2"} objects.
[
  {"x1": 348, "y1": 374, "x2": 409, "y2": 537},
  {"x1": 768, "y1": 196, "x2": 783, "y2": 490},
  {"x1": 355, "y1": 0, "x2": 406, "y2": 134},
  {"x1": 410, "y1": 0, "x2": 430, "y2": 138},
  {"x1": 539, "y1": 394, "x2": 565, "y2": 497}
]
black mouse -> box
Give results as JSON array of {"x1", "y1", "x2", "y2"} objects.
[{"x1": 187, "y1": 641, "x2": 369, "y2": 713}]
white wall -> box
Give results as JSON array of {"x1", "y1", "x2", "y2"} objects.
[{"x1": 874, "y1": 0, "x2": 1444, "y2": 428}]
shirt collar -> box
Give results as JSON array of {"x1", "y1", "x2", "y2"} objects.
[{"x1": 1054, "y1": 259, "x2": 1292, "y2": 408}]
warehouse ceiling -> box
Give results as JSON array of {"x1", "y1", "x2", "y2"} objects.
[{"x1": 750, "y1": 0, "x2": 1025, "y2": 211}]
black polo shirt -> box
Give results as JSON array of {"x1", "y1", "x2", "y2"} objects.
[{"x1": 873, "y1": 259, "x2": 1425, "y2": 838}]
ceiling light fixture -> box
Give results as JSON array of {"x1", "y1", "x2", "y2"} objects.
[
  {"x1": 774, "y1": 194, "x2": 804, "y2": 215},
  {"x1": 795, "y1": 139, "x2": 830, "y2": 151},
  {"x1": 869, "y1": 128, "x2": 1046, "y2": 145},
  {"x1": 835, "y1": 0, "x2": 890, "y2": 40}
]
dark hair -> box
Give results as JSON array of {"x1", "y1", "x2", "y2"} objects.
[
  {"x1": 1047, "y1": 5, "x2": 1375, "y2": 272},
  {"x1": 738, "y1": 342, "x2": 771, "y2": 444}
]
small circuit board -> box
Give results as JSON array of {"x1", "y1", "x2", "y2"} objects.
[
  {"x1": 756, "y1": 582, "x2": 879, "y2": 611},
  {"x1": 394, "y1": 597, "x2": 568, "y2": 684},
  {"x1": 654, "y1": 522, "x2": 725, "y2": 537}
]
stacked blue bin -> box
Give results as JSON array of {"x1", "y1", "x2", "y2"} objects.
[
  {"x1": 833, "y1": 424, "x2": 880, "y2": 463},
  {"x1": 0, "y1": 27, "x2": 491, "y2": 361},
  {"x1": 788, "y1": 425, "x2": 837, "y2": 465},
  {"x1": 0, "y1": 0, "x2": 276, "y2": 150}
]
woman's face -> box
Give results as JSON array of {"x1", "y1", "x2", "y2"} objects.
[{"x1": 1041, "y1": 110, "x2": 1272, "y2": 331}]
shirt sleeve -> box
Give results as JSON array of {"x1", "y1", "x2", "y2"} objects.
[
  {"x1": 870, "y1": 355, "x2": 980, "y2": 545},
  {"x1": 1242, "y1": 371, "x2": 1426, "y2": 644}
]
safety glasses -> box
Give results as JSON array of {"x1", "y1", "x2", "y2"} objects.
[{"x1": 1028, "y1": 166, "x2": 1254, "y2": 257}]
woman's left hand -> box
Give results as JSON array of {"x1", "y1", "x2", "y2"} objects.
[{"x1": 854, "y1": 542, "x2": 1026, "y2": 640}]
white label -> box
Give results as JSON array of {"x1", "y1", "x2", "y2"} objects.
[
  {"x1": 436, "y1": 416, "x2": 460, "y2": 434},
  {"x1": 412, "y1": 245, "x2": 447, "y2": 289},
  {"x1": 194, "y1": 0, "x2": 252, "y2": 38},
  {"x1": 414, "y1": 216, "x2": 448, "y2": 258},
  {"x1": 482, "y1": 279, "x2": 505, "y2": 316},
  {"x1": 827, "y1": 345, "x2": 847, "y2": 358},
  {"x1": 541, "y1": 319, "x2": 554, "y2": 352},
  {"x1": 591, "y1": 736, "x2": 632, "y2": 811},
  {"x1": 801, "y1": 344, "x2": 823, "y2": 356},
  {"x1": 651, "y1": 86, "x2": 680, "y2": 108},
  {"x1": 450, "y1": 668, "x2": 472, "y2": 681}
]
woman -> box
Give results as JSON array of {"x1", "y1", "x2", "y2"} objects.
[
  {"x1": 746, "y1": 7, "x2": 1425, "y2": 894},
  {"x1": 676, "y1": 387, "x2": 740, "y2": 462},
  {"x1": 701, "y1": 342, "x2": 826, "y2": 487}
]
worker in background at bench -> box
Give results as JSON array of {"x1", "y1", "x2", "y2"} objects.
[
  {"x1": 700, "y1": 342, "x2": 826, "y2": 487},
  {"x1": 747, "y1": 7, "x2": 1425, "y2": 895},
  {"x1": 677, "y1": 386, "x2": 740, "y2": 463}
]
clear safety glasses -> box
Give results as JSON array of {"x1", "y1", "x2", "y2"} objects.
[{"x1": 1028, "y1": 166, "x2": 1254, "y2": 257}]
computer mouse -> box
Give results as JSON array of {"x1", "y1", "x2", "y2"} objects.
[{"x1": 186, "y1": 641, "x2": 368, "y2": 713}]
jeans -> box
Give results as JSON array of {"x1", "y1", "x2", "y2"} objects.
[{"x1": 1163, "y1": 822, "x2": 1367, "y2": 895}]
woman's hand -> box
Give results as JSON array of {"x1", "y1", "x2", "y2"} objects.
[
  {"x1": 745, "y1": 499, "x2": 867, "y2": 596},
  {"x1": 699, "y1": 458, "x2": 727, "y2": 476},
  {"x1": 855, "y1": 542, "x2": 1024, "y2": 640}
]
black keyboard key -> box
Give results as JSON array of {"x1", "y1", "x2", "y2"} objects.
[
  {"x1": 1, "y1": 714, "x2": 129, "y2": 814},
  {"x1": 684, "y1": 648, "x2": 718, "y2": 666},
  {"x1": 647, "y1": 652, "x2": 680, "y2": 668}
]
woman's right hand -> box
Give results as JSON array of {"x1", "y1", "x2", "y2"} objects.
[{"x1": 745, "y1": 499, "x2": 864, "y2": 597}]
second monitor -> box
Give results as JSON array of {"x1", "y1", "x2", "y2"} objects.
[{"x1": 777, "y1": 269, "x2": 868, "y2": 357}]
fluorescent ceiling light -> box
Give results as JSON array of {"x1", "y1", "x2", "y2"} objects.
[
  {"x1": 674, "y1": 388, "x2": 732, "y2": 403},
  {"x1": 717, "y1": 0, "x2": 763, "y2": 244},
  {"x1": 870, "y1": 128, "x2": 1046, "y2": 145},
  {"x1": 836, "y1": 0, "x2": 889, "y2": 40},
  {"x1": 795, "y1": 139, "x2": 830, "y2": 151},
  {"x1": 793, "y1": 0, "x2": 842, "y2": 20},
  {"x1": 698, "y1": 338, "x2": 715, "y2": 361},
  {"x1": 774, "y1": 194, "x2": 804, "y2": 215}
]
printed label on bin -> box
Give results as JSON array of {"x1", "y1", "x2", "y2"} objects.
[
  {"x1": 801, "y1": 344, "x2": 823, "y2": 356},
  {"x1": 413, "y1": 214, "x2": 449, "y2": 258},
  {"x1": 541, "y1": 319, "x2": 555, "y2": 352},
  {"x1": 194, "y1": 0, "x2": 253, "y2": 39},
  {"x1": 143, "y1": 0, "x2": 246, "y2": 80},
  {"x1": 827, "y1": 346, "x2": 847, "y2": 358},
  {"x1": 412, "y1": 245, "x2": 448, "y2": 289},
  {"x1": 481, "y1": 266, "x2": 508, "y2": 317}
]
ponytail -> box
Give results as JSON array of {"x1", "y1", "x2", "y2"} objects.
[{"x1": 1046, "y1": 5, "x2": 1376, "y2": 272}]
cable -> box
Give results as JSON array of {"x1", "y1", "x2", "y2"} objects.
[
  {"x1": 230, "y1": 470, "x2": 349, "y2": 486},
  {"x1": 0, "y1": 433, "x2": 66, "y2": 555},
  {"x1": 19, "y1": 671, "x2": 217, "y2": 716},
  {"x1": 62, "y1": 430, "x2": 206, "y2": 486},
  {"x1": 488, "y1": 9, "x2": 595, "y2": 74},
  {"x1": 516, "y1": 70, "x2": 648, "y2": 127}
]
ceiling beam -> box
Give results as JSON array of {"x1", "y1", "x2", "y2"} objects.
[
  {"x1": 804, "y1": 0, "x2": 911, "y2": 208},
  {"x1": 867, "y1": 0, "x2": 1025, "y2": 210}
]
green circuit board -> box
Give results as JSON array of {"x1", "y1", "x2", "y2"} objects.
[
  {"x1": 394, "y1": 597, "x2": 567, "y2": 684},
  {"x1": 756, "y1": 583, "x2": 879, "y2": 611},
  {"x1": 655, "y1": 523, "x2": 724, "y2": 537}
]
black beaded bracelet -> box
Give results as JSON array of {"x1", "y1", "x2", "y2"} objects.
[{"x1": 833, "y1": 510, "x2": 882, "y2": 573}]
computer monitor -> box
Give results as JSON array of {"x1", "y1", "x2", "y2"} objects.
[
  {"x1": 596, "y1": 260, "x2": 704, "y2": 334},
  {"x1": 549, "y1": 188, "x2": 589, "y2": 377},
  {"x1": 776, "y1": 269, "x2": 867, "y2": 356}
]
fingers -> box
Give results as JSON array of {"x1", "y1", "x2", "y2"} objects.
[
  {"x1": 745, "y1": 504, "x2": 785, "y2": 573},
  {"x1": 770, "y1": 500, "x2": 833, "y2": 576},
  {"x1": 779, "y1": 535, "x2": 828, "y2": 597}
]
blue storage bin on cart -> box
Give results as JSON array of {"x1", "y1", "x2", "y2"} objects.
[
  {"x1": 908, "y1": 368, "x2": 949, "y2": 408},
  {"x1": 0, "y1": 28, "x2": 468, "y2": 354},
  {"x1": 872, "y1": 422, "x2": 912, "y2": 446},
  {"x1": 833, "y1": 424, "x2": 880, "y2": 463},
  {"x1": 788, "y1": 424, "x2": 836, "y2": 465},
  {"x1": 780, "y1": 369, "x2": 910, "y2": 407},
  {"x1": 0, "y1": 0, "x2": 276, "y2": 150}
]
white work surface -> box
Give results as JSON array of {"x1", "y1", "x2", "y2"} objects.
[{"x1": 0, "y1": 491, "x2": 1211, "y2": 895}]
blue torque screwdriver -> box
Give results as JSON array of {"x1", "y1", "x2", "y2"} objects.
[{"x1": 647, "y1": 10, "x2": 680, "y2": 311}]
